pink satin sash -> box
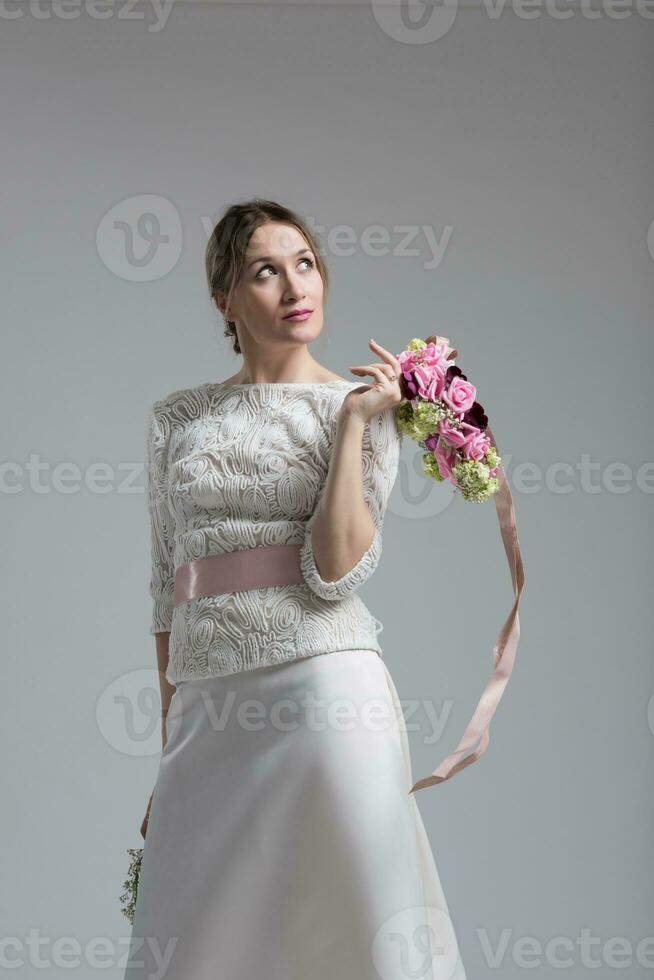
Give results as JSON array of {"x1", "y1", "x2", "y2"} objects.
[
  {"x1": 173, "y1": 543, "x2": 305, "y2": 607},
  {"x1": 408, "y1": 425, "x2": 525, "y2": 794}
]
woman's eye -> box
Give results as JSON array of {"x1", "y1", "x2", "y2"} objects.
[{"x1": 256, "y1": 257, "x2": 314, "y2": 279}]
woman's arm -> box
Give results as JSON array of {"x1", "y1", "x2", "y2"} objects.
[
  {"x1": 300, "y1": 401, "x2": 402, "y2": 599},
  {"x1": 154, "y1": 631, "x2": 176, "y2": 749},
  {"x1": 300, "y1": 340, "x2": 405, "y2": 600},
  {"x1": 147, "y1": 402, "x2": 176, "y2": 634},
  {"x1": 141, "y1": 631, "x2": 175, "y2": 839},
  {"x1": 307, "y1": 404, "x2": 378, "y2": 584},
  {"x1": 146, "y1": 402, "x2": 177, "y2": 744}
]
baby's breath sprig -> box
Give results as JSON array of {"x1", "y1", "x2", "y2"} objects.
[{"x1": 119, "y1": 847, "x2": 143, "y2": 925}]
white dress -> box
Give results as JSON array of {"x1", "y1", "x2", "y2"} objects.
[{"x1": 125, "y1": 380, "x2": 467, "y2": 980}]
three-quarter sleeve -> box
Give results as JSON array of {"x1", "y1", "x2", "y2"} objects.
[
  {"x1": 299, "y1": 405, "x2": 402, "y2": 601},
  {"x1": 146, "y1": 401, "x2": 176, "y2": 633}
]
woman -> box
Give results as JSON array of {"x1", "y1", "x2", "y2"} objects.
[{"x1": 125, "y1": 198, "x2": 467, "y2": 980}]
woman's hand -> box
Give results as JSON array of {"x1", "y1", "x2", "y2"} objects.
[
  {"x1": 343, "y1": 339, "x2": 406, "y2": 424},
  {"x1": 140, "y1": 791, "x2": 154, "y2": 840}
]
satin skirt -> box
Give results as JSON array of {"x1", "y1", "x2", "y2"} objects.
[{"x1": 125, "y1": 649, "x2": 467, "y2": 980}]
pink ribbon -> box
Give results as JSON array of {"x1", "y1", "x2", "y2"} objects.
[
  {"x1": 173, "y1": 544, "x2": 305, "y2": 607},
  {"x1": 409, "y1": 424, "x2": 525, "y2": 794}
]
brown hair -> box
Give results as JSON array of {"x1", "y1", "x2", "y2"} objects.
[{"x1": 205, "y1": 198, "x2": 330, "y2": 355}]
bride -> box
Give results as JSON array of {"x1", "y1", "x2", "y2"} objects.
[{"x1": 125, "y1": 197, "x2": 468, "y2": 980}]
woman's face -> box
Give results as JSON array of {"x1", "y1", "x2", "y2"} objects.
[{"x1": 219, "y1": 221, "x2": 325, "y2": 346}]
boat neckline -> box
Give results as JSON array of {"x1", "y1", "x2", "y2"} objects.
[{"x1": 208, "y1": 379, "x2": 355, "y2": 388}]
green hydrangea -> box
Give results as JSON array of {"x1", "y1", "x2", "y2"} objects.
[
  {"x1": 395, "y1": 402, "x2": 413, "y2": 433},
  {"x1": 405, "y1": 338, "x2": 427, "y2": 352},
  {"x1": 452, "y1": 459, "x2": 499, "y2": 503},
  {"x1": 485, "y1": 445, "x2": 501, "y2": 471},
  {"x1": 395, "y1": 400, "x2": 445, "y2": 442},
  {"x1": 484, "y1": 477, "x2": 500, "y2": 500},
  {"x1": 423, "y1": 451, "x2": 445, "y2": 481}
]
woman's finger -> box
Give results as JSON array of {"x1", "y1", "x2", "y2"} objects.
[
  {"x1": 368, "y1": 339, "x2": 402, "y2": 374},
  {"x1": 140, "y1": 792, "x2": 153, "y2": 839},
  {"x1": 349, "y1": 363, "x2": 396, "y2": 383}
]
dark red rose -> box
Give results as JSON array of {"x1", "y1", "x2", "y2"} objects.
[
  {"x1": 445, "y1": 365, "x2": 468, "y2": 384},
  {"x1": 399, "y1": 372, "x2": 419, "y2": 400},
  {"x1": 462, "y1": 400, "x2": 488, "y2": 430}
]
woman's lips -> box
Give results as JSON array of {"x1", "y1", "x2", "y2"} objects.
[{"x1": 283, "y1": 310, "x2": 313, "y2": 321}]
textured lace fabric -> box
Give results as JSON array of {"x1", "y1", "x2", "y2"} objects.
[{"x1": 146, "y1": 379, "x2": 402, "y2": 685}]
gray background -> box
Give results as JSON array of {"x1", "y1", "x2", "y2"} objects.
[{"x1": 2, "y1": 2, "x2": 652, "y2": 977}]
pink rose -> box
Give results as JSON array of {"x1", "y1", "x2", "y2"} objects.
[
  {"x1": 416, "y1": 338, "x2": 456, "y2": 367},
  {"x1": 413, "y1": 362, "x2": 447, "y2": 401},
  {"x1": 443, "y1": 375, "x2": 476, "y2": 415},
  {"x1": 437, "y1": 417, "x2": 469, "y2": 449},
  {"x1": 463, "y1": 429, "x2": 491, "y2": 461},
  {"x1": 421, "y1": 340, "x2": 452, "y2": 369},
  {"x1": 398, "y1": 344, "x2": 451, "y2": 402},
  {"x1": 397, "y1": 349, "x2": 418, "y2": 373}
]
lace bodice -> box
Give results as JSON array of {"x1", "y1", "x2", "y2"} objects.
[{"x1": 146, "y1": 379, "x2": 402, "y2": 684}]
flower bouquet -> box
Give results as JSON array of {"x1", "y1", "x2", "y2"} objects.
[
  {"x1": 393, "y1": 335, "x2": 526, "y2": 794},
  {"x1": 119, "y1": 847, "x2": 143, "y2": 925},
  {"x1": 395, "y1": 336, "x2": 500, "y2": 502}
]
